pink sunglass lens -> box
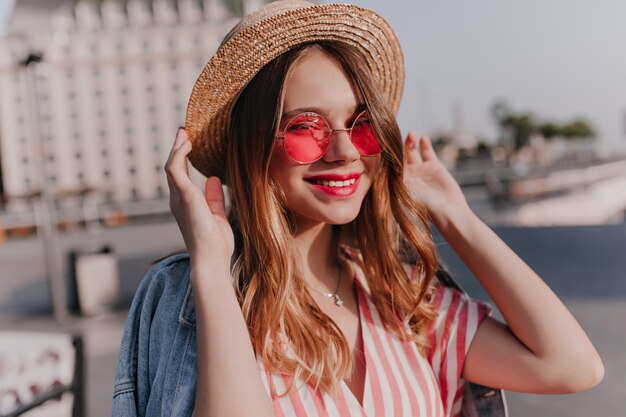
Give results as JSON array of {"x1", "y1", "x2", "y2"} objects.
[
  {"x1": 351, "y1": 114, "x2": 381, "y2": 155},
  {"x1": 283, "y1": 114, "x2": 329, "y2": 163}
]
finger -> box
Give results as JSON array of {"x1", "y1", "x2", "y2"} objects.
[
  {"x1": 405, "y1": 132, "x2": 423, "y2": 165},
  {"x1": 418, "y1": 136, "x2": 437, "y2": 162},
  {"x1": 165, "y1": 129, "x2": 192, "y2": 188},
  {"x1": 173, "y1": 127, "x2": 187, "y2": 149},
  {"x1": 205, "y1": 176, "x2": 227, "y2": 220}
]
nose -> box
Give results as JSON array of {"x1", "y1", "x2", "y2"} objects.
[{"x1": 322, "y1": 128, "x2": 360, "y2": 163}]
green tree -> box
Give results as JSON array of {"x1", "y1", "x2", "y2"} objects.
[
  {"x1": 559, "y1": 119, "x2": 596, "y2": 139},
  {"x1": 538, "y1": 122, "x2": 560, "y2": 139},
  {"x1": 491, "y1": 101, "x2": 535, "y2": 149}
]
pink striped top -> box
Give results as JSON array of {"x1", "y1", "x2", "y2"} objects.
[{"x1": 258, "y1": 261, "x2": 490, "y2": 417}]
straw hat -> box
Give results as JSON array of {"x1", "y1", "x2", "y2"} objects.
[{"x1": 185, "y1": 0, "x2": 405, "y2": 180}]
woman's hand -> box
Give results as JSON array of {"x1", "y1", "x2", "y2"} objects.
[
  {"x1": 403, "y1": 132, "x2": 470, "y2": 232},
  {"x1": 165, "y1": 128, "x2": 234, "y2": 270}
]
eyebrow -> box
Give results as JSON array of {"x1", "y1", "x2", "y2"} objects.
[{"x1": 281, "y1": 103, "x2": 366, "y2": 121}]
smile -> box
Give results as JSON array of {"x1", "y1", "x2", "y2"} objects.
[
  {"x1": 304, "y1": 173, "x2": 361, "y2": 197},
  {"x1": 311, "y1": 178, "x2": 357, "y2": 187}
]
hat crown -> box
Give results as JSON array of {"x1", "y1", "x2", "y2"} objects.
[
  {"x1": 186, "y1": 1, "x2": 405, "y2": 180},
  {"x1": 222, "y1": 0, "x2": 315, "y2": 46}
]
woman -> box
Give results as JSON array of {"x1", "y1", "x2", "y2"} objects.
[{"x1": 112, "y1": 1, "x2": 603, "y2": 416}]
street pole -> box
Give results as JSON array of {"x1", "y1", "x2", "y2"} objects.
[{"x1": 22, "y1": 54, "x2": 69, "y2": 321}]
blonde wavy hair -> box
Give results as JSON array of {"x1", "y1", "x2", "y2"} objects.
[{"x1": 226, "y1": 41, "x2": 439, "y2": 396}]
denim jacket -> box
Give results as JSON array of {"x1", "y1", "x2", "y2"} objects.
[{"x1": 111, "y1": 253, "x2": 507, "y2": 417}]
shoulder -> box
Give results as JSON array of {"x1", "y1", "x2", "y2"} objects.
[
  {"x1": 127, "y1": 253, "x2": 197, "y2": 329},
  {"x1": 113, "y1": 253, "x2": 197, "y2": 415},
  {"x1": 136, "y1": 253, "x2": 191, "y2": 303},
  {"x1": 142, "y1": 253, "x2": 191, "y2": 287}
]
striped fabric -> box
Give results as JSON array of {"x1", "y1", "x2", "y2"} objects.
[{"x1": 258, "y1": 262, "x2": 490, "y2": 417}]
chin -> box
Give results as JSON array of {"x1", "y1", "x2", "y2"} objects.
[{"x1": 320, "y1": 206, "x2": 362, "y2": 225}]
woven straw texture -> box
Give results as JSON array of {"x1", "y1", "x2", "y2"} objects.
[{"x1": 185, "y1": 0, "x2": 404, "y2": 180}]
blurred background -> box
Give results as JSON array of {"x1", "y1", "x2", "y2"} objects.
[{"x1": 0, "y1": 0, "x2": 624, "y2": 416}]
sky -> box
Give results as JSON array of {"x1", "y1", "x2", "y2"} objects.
[
  {"x1": 324, "y1": 0, "x2": 626, "y2": 150},
  {"x1": 2, "y1": 0, "x2": 625, "y2": 149},
  {"x1": 0, "y1": 0, "x2": 16, "y2": 36}
]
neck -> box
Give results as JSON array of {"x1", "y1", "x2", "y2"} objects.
[{"x1": 292, "y1": 220, "x2": 341, "y2": 291}]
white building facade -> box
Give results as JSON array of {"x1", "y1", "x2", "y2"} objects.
[{"x1": 0, "y1": 0, "x2": 266, "y2": 227}]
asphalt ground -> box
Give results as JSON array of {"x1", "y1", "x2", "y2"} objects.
[{"x1": 0, "y1": 220, "x2": 623, "y2": 417}]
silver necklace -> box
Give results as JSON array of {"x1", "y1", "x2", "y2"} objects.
[{"x1": 309, "y1": 267, "x2": 344, "y2": 306}]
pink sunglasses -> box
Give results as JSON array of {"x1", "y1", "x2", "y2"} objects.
[{"x1": 275, "y1": 110, "x2": 382, "y2": 164}]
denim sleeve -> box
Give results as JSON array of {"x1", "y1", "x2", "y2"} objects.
[{"x1": 112, "y1": 254, "x2": 197, "y2": 417}]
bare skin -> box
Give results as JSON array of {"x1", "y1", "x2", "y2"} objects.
[{"x1": 166, "y1": 50, "x2": 603, "y2": 416}]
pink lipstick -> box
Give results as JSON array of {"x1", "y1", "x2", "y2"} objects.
[{"x1": 304, "y1": 173, "x2": 361, "y2": 196}]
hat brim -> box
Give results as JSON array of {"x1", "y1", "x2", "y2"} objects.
[{"x1": 185, "y1": 3, "x2": 404, "y2": 180}]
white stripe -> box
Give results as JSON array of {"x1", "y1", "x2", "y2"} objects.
[
  {"x1": 443, "y1": 295, "x2": 464, "y2": 414},
  {"x1": 259, "y1": 363, "x2": 272, "y2": 398},
  {"x1": 416, "y1": 342, "x2": 442, "y2": 416},
  {"x1": 366, "y1": 294, "x2": 412, "y2": 415},
  {"x1": 299, "y1": 383, "x2": 321, "y2": 417},
  {"x1": 389, "y1": 337, "x2": 428, "y2": 417},
  {"x1": 360, "y1": 295, "x2": 395, "y2": 416},
  {"x1": 361, "y1": 357, "x2": 375, "y2": 413},
  {"x1": 431, "y1": 288, "x2": 453, "y2": 377},
  {"x1": 465, "y1": 301, "x2": 480, "y2": 352},
  {"x1": 271, "y1": 374, "x2": 298, "y2": 417},
  {"x1": 339, "y1": 382, "x2": 364, "y2": 417},
  {"x1": 320, "y1": 387, "x2": 342, "y2": 417}
]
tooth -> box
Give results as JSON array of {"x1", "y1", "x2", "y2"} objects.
[{"x1": 350, "y1": 178, "x2": 356, "y2": 184}]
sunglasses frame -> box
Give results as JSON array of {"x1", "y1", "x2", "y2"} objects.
[{"x1": 275, "y1": 109, "x2": 381, "y2": 164}]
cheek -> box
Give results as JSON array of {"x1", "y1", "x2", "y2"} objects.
[
  {"x1": 269, "y1": 143, "x2": 305, "y2": 193},
  {"x1": 365, "y1": 155, "x2": 382, "y2": 179},
  {"x1": 269, "y1": 142, "x2": 291, "y2": 180}
]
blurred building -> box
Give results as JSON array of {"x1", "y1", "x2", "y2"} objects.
[{"x1": 0, "y1": 0, "x2": 266, "y2": 228}]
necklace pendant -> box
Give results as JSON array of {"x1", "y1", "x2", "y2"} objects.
[{"x1": 333, "y1": 294, "x2": 344, "y2": 306}]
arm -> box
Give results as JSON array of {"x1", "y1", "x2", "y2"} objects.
[
  {"x1": 166, "y1": 129, "x2": 275, "y2": 417},
  {"x1": 404, "y1": 133, "x2": 604, "y2": 393}
]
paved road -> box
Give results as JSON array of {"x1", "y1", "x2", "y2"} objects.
[{"x1": 0, "y1": 220, "x2": 624, "y2": 417}]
